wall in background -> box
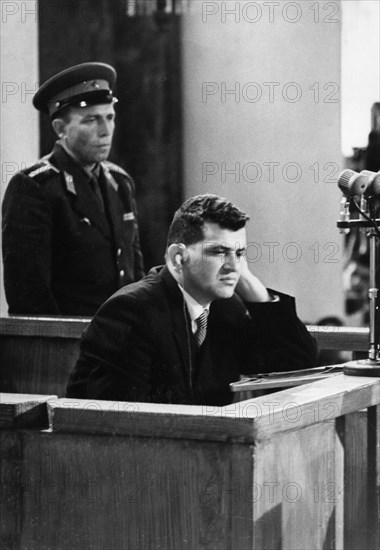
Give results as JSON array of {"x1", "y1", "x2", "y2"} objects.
[
  {"x1": 0, "y1": 5, "x2": 39, "y2": 315},
  {"x1": 182, "y1": 0, "x2": 344, "y2": 323}
]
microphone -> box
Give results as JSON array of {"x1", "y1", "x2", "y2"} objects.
[
  {"x1": 360, "y1": 170, "x2": 380, "y2": 196},
  {"x1": 337, "y1": 169, "x2": 369, "y2": 196},
  {"x1": 337, "y1": 169, "x2": 380, "y2": 196}
]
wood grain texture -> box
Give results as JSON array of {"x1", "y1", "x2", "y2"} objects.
[
  {"x1": 0, "y1": 317, "x2": 369, "y2": 347},
  {"x1": 48, "y1": 398, "x2": 255, "y2": 443},
  {"x1": 0, "y1": 336, "x2": 80, "y2": 397},
  {"x1": 1, "y1": 383, "x2": 379, "y2": 550},
  {"x1": 49, "y1": 375, "x2": 380, "y2": 443},
  {"x1": 0, "y1": 393, "x2": 56, "y2": 428},
  {"x1": 0, "y1": 430, "x2": 22, "y2": 550},
  {"x1": 250, "y1": 374, "x2": 380, "y2": 441},
  {"x1": 253, "y1": 421, "x2": 344, "y2": 550},
  {"x1": 0, "y1": 317, "x2": 89, "y2": 338},
  {"x1": 19, "y1": 432, "x2": 254, "y2": 550},
  {"x1": 367, "y1": 405, "x2": 380, "y2": 550},
  {"x1": 343, "y1": 410, "x2": 369, "y2": 550}
]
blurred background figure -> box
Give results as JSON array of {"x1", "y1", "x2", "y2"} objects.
[
  {"x1": 343, "y1": 103, "x2": 380, "y2": 328},
  {"x1": 315, "y1": 316, "x2": 351, "y2": 366}
]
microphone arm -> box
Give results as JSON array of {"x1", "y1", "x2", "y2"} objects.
[
  {"x1": 336, "y1": 169, "x2": 380, "y2": 376},
  {"x1": 367, "y1": 231, "x2": 379, "y2": 362}
]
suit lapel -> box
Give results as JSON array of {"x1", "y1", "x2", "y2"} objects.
[
  {"x1": 159, "y1": 267, "x2": 195, "y2": 393},
  {"x1": 52, "y1": 143, "x2": 110, "y2": 236}
]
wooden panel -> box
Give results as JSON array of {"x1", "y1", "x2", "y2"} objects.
[
  {"x1": 0, "y1": 393, "x2": 56, "y2": 429},
  {"x1": 0, "y1": 317, "x2": 86, "y2": 397},
  {"x1": 342, "y1": 407, "x2": 380, "y2": 550},
  {"x1": 0, "y1": 317, "x2": 89, "y2": 338},
  {"x1": 367, "y1": 405, "x2": 380, "y2": 550},
  {"x1": 49, "y1": 376, "x2": 380, "y2": 443},
  {"x1": 0, "y1": 317, "x2": 369, "y2": 346},
  {"x1": 0, "y1": 430, "x2": 22, "y2": 550},
  {"x1": 0, "y1": 384, "x2": 379, "y2": 550},
  {"x1": 229, "y1": 443, "x2": 254, "y2": 549},
  {"x1": 0, "y1": 336, "x2": 80, "y2": 397},
  {"x1": 249, "y1": 375, "x2": 379, "y2": 441},
  {"x1": 253, "y1": 421, "x2": 344, "y2": 550},
  {"x1": 0, "y1": 394, "x2": 54, "y2": 548},
  {"x1": 48, "y1": 398, "x2": 254, "y2": 443},
  {"x1": 19, "y1": 432, "x2": 253, "y2": 550},
  {"x1": 343, "y1": 411, "x2": 369, "y2": 549}
]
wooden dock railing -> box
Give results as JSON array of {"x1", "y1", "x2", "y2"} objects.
[
  {"x1": 1, "y1": 373, "x2": 379, "y2": 549},
  {"x1": 0, "y1": 317, "x2": 370, "y2": 397}
]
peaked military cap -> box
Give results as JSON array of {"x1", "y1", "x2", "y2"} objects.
[{"x1": 33, "y1": 62, "x2": 117, "y2": 118}]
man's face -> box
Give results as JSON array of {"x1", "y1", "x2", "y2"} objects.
[
  {"x1": 181, "y1": 222, "x2": 247, "y2": 305},
  {"x1": 60, "y1": 103, "x2": 115, "y2": 165}
]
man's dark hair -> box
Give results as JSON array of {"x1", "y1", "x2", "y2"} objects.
[{"x1": 167, "y1": 194, "x2": 249, "y2": 246}]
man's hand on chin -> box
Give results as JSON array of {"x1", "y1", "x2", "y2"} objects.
[{"x1": 235, "y1": 256, "x2": 271, "y2": 303}]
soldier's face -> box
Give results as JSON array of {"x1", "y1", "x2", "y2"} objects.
[{"x1": 60, "y1": 103, "x2": 115, "y2": 165}]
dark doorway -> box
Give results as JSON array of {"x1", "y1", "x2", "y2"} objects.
[{"x1": 38, "y1": 0, "x2": 183, "y2": 269}]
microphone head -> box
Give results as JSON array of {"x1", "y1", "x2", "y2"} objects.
[
  {"x1": 361, "y1": 170, "x2": 380, "y2": 196},
  {"x1": 337, "y1": 169, "x2": 369, "y2": 196}
]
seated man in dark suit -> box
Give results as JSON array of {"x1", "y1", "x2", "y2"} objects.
[{"x1": 66, "y1": 194, "x2": 317, "y2": 405}]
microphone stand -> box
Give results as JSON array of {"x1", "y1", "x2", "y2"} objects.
[{"x1": 337, "y1": 203, "x2": 380, "y2": 376}]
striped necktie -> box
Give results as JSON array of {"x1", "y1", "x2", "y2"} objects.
[{"x1": 195, "y1": 309, "x2": 208, "y2": 347}]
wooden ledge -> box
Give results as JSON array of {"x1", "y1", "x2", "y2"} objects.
[
  {"x1": 0, "y1": 317, "x2": 370, "y2": 350},
  {"x1": 48, "y1": 374, "x2": 380, "y2": 443},
  {"x1": 0, "y1": 316, "x2": 90, "y2": 338},
  {"x1": 0, "y1": 393, "x2": 57, "y2": 428}
]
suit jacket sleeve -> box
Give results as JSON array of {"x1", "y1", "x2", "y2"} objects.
[
  {"x1": 237, "y1": 291, "x2": 317, "y2": 374},
  {"x1": 66, "y1": 293, "x2": 156, "y2": 401},
  {"x1": 2, "y1": 172, "x2": 60, "y2": 314}
]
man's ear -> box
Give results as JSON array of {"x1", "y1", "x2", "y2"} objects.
[
  {"x1": 167, "y1": 243, "x2": 187, "y2": 271},
  {"x1": 52, "y1": 118, "x2": 66, "y2": 139}
]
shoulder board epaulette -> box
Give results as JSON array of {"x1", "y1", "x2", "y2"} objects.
[
  {"x1": 26, "y1": 158, "x2": 60, "y2": 179},
  {"x1": 102, "y1": 161, "x2": 129, "y2": 178}
]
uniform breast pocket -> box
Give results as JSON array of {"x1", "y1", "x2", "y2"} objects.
[{"x1": 57, "y1": 214, "x2": 96, "y2": 250}]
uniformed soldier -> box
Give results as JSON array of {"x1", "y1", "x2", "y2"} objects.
[{"x1": 2, "y1": 62, "x2": 145, "y2": 316}]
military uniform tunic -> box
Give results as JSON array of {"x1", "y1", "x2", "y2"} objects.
[{"x1": 2, "y1": 142, "x2": 144, "y2": 315}]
